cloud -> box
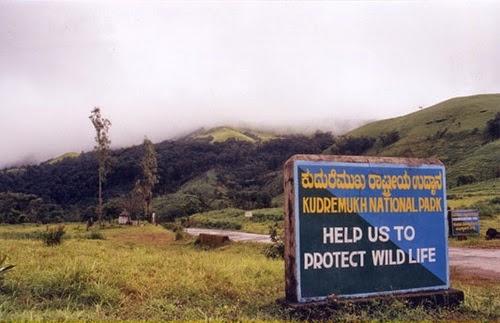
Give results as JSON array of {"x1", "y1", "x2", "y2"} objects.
[{"x1": 0, "y1": 1, "x2": 499, "y2": 168}]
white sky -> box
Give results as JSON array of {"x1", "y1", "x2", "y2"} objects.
[{"x1": 0, "y1": 1, "x2": 499, "y2": 168}]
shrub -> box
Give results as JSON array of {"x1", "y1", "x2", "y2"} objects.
[
  {"x1": 471, "y1": 200, "x2": 500, "y2": 218},
  {"x1": 40, "y1": 225, "x2": 66, "y2": 246},
  {"x1": 380, "y1": 130, "x2": 400, "y2": 147},
  {"x1": 88, "y1": 230, "x2": 105, "y2": 240},
  {"x1": 457, "y1": 175, "x2": 476, "y2": 186},
  {"x1": 484, "y1": 112, "x2": 500, "y2": 142},
  {"x1": 263, "y1": 222, "x2": 284, "y2": 259}
]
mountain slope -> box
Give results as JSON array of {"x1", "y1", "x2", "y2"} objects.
[
  {"x1": 191, "y1": 126, "x2": 278, "y2": 143},
  {"x1": 0, "y1": 94, "x2": 498, "y2": 224},
  {"x1": 344, "y1": 93, "x2": 500, "y2": 186}
]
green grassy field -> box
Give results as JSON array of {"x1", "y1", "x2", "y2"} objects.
[
  {"x1": 345, "y1": 94, "x2": 500, "y2": 187},
  {"x1": 193, "y1": 126, "x2": 277, "y2": 143},
  {"x1": 1, "y1": 223, "x2": 499, "y2": 322}
]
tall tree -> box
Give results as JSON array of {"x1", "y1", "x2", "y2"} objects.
[
  {"x1": 138, "y1": 136, "x2": 158, "y2": 222},
  {"x1": 89, "y1": 107, "x2": 113, "y2": 226}
]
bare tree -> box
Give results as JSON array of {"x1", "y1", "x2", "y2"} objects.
[{"x1": 89, "y1": 107, "x2": 114, "y2": 227}]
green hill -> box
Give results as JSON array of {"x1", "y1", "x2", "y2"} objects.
[
  {"x1": 344, "y1": 94, "x2": 500, "y2": 187},
  {"x1": 191, "y1": 126, "x2": 278, "y2": 143},
  {"x1": 45, "y1": 152, "x2": 80, "y2": 165},
  {"x1": 1, "y1": 94, "x2": 498, "y2": 224}
]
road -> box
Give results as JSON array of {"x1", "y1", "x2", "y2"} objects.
[
  {"x1": 448, "y1": 246, "x2": 500, "y2": 280},
  {"x1": 186, "y1": 228, "x2": 500, "y2": 280}
]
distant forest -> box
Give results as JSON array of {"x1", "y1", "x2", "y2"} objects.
[
  {"x1": 0, "y1": 131, "x2": 349, "y2": 223},
  {"x1": 1, "y1": 106, "x2": 498, "y2": 225}
]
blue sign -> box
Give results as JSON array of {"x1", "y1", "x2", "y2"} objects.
[
  {"x1": 292, "y1": 159, "x2": 449, "y2": 302},
  {"x1": 450, "y1": 209, "x2": 480, "y2": 236}
]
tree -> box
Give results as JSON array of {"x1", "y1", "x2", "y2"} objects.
[
  {"x1": 89, "y1": 107, "x2": 114, "y2": 226},
  {"x1": 136, "y1": 136, "x2": 158, "y2": 221},
  {"x1": 380, "y1": 130, "x2": 400, "y2": 147},
  {"x1": 484, "y1": 112, "x2": 500, "y2": 142}
]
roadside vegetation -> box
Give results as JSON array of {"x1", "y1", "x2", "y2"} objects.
[{"x1": 0, "y1": 223, "x2": 499, "y2": 322}]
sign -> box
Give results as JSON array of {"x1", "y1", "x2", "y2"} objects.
[
  {"x1": 450, "y1": 209, "x2": 480, "y2": 236},
  {"x1": 284, "y1": 155, "x2": 449, "y2": 303}
]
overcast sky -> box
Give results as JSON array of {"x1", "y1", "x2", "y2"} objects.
[{"x1": 1, "y1": 1, "x2": 499, "y2": 168}]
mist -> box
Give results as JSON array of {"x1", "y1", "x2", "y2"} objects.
[{"x1": 1, "y1": 1, "x2": 499, "y2": 168}]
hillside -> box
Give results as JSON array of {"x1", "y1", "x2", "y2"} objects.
[
  {"x1": 0, "y1": 94, "x2": 498, "y2": 224},
  {"x1": 0, "y1": 131, "x2": 334, "y2": 223},
  {"x1": 344, "y1": 94, "x2": 500, "y2": 187},
  {"x1": 191, "y1": 126, "x2": 279, "y2": 143}
]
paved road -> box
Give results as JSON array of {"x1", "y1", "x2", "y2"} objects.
[
  {"x1": 186, "y1": 228, "x2": 500, "y2": 279},
  {"x1": 449, "y1": 246, "x2": 500, "y2": 280}
]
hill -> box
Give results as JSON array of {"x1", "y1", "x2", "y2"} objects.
[
  {"x1": 0, "y1": 130, "x2": 334, "y2": 223},
  {"x1": 190, "y1": 126, "x2": 279, "y2": 143},
  {"x1": 0, "y1": 94, "x2": 498, "y2": 224},
  {"x1": 44, "y1": 152, "x2": 80, "y2": 165},
  {"x1": 343, "y1": 94, "x2": 500, "y2": 187}
]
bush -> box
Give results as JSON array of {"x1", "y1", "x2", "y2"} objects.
[
  {"x1": 471, "y1": 200, "x2": 500, "y2": 218},
  {"x1": 491, "y1": 196, "x2": 500, "y2": 204},
  {"x1": 380, "y1": 130, "x2": 400, "y2": 147},
  {"x1": 40, "y1": 225, "x2": 66, "y2": 246},
  {"x1": 263, "y1": 242, "x2": 284, "y2": 260},
  {"x1": 87, "y1": 230, "x2": 105, "y2": 240},
  {"x1": 263, "y1": 222, "x2": 284, "y2": 259},
  {"x1": 484, "y1": 112, "x2": 500, "y2": 142},
  {"x1": 457, "y1": 175, "x2": 476, "y2": 186}
]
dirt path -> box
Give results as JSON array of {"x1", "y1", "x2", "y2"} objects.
[{"x1": 186, "y1": 228, "x2": 500, "y2": 280}]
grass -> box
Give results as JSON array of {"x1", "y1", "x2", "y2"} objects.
[
  {"x1": 345, "y1": 94, "x2": 500, "y2": 186},
  {"x1": 0, "y1": 223, "x2": 499, "y2": 322},
  {"x1": 0, "y1": 224, "x2": 284, "y2": 322},
  {"x1": 46, "y1": 152, "x2": 80, "y2": 165},
  {"x1": 193, "y1": 126, "x2": 277, "y2": 143},
  {"x1": 187, "y1": 207, "x2": 283, "y2": 235},
  {"x1": 446, "y1": 178, "x2": 500, "y2": 247}
]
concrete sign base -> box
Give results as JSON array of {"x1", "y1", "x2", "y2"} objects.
[{"x1": 277, "y1": 288, "x2": 464, "y2": 312}]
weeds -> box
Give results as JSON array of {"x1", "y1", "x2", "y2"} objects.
[
  {"x1": 40, "y1": 225, "x2": 66, "y2": 246},
  {"x1": 87, "y1": 230, "x2": 105, "y2": 240},
  {"x1": 0, "y1": 223, "x2": 498, "y2": 322},
  {"x1": 263, "y1": 221, "x2": 284, "y2": 259}
]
